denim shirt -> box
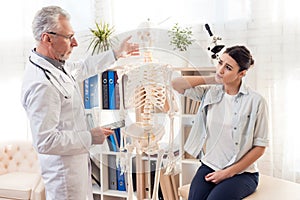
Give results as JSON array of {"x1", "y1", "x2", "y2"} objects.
[{"x1": 183, "y1": 81, "x2": 269, "y2": 171}]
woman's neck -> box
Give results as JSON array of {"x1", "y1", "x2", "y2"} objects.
[{"x1": 224, "y1": 81, "x2": 241, "y2": 95}]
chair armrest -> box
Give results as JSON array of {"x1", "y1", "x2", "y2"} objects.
[{"x1": 31, "y1": 177, "x2": 45, "y2": 200}]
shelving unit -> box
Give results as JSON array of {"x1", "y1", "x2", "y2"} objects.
[{"x1": 88, "y1": 66, "x2": 215, "y2": 200}]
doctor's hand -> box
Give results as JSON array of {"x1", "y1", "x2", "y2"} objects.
[
  {"x1": 90, "y1": 127, "x2": 114, "y2": 144},
  {"x1": 113, "y1": 36, "x2": 139, "y2": 59}
]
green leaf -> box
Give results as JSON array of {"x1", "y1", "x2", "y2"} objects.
[
  {"x1": 168, "y1": 23, "x2": 195, "y2": 51},
  {"x1": 87, "y1": 21, "x2": 117, "y2": 55}
]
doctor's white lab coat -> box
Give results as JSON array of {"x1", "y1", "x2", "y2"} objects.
[{"x1": 21, "y1": 50, "x2": 116, "y2": 200}]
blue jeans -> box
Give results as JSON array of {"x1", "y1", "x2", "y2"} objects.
[{"x1": 188, "y1": 164, "x2": 259, "y2": 200}]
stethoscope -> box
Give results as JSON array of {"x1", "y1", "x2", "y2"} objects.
[{"x1": 29, "y1": 56, "x2": 73, "y2": 99}]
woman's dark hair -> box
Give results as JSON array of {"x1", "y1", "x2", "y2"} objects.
[{"x1": 224, "y1": 45, "x2": 254, "y2": 72}]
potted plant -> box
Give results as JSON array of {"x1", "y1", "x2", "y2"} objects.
[
  {"x1": 88, "y1": 21, "x2": 116, "y2": 55},
  {"x1": 168, "y1": 23, "x2": 195, "y2": 52}
]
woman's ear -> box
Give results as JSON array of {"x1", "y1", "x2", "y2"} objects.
[{"x1": 239, "y1": 70, "x2": 247, "y2": 77}]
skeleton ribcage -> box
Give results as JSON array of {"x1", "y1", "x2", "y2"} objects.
[{"x1": 122, "y1": 63, "x2": 171, "y2": 145}]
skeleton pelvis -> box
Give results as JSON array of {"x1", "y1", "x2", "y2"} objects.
[{"x1": 124, "y1": 122, "x2": 164, "y2": 146}]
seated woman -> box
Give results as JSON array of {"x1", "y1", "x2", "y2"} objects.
[{"x1": 172, "y1": 45, "x2": 269, "y2": 200}]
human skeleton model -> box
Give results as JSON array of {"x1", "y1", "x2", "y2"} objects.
[
  {"x1": 116, "y1": 54, "x2": 178, "y2": 200},
  {"x1": 110, "y1": 23, "x2": 221, "y2": 200}
]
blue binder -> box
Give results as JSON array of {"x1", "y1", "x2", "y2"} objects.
[
  {"x1": 83, "y1": 74, "x2": 99, "y2": 109},
  {"x1": 116, "y1": 165, "x2": 126, "y2": 191},
  {"x1": 102, "y1": 71, "x2": 109, "y2": 109},
  {"x1": 115, "y1": 128, "x2": 126, "y2": 191},
  {"x1": 89, "y1": 74, "x2": 99, "y2": 108},
  {"x1": 108, "y1": 71, "x2": 116, "y2": 109},
  {"x1": 114, "y1": 128, "x2": 121, "y2": 147},
  {"x1": 83, "y1": 79, "x2": 90, "y2": 109},
  {"x1": 107, "y1": 133, "x2": 119, "y2": 152}
]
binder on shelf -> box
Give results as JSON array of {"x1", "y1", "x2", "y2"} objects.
[
  {"x1": 114, "y1": 128, "x2": 127, "y2": 191},
  {"x1": 116, "y1": 165, "x2": 126, "y2": 191},
  {"x1": 91, "y1": 157, "x2": 101, "y2": 187},
  {"x1": 83, "y1": 78, "x2": 90, "y2": 109},
  {"x1": 89, "y1": 146, "x2": 101, "y2": 188},
  {"x1": 145, "y1": 159, "x2": 157, "y2": 198},
  {"x1": 106, "y1": 128, "x2": 123, "y2": 153},
  {"x1": 137, "y1": 158, "x2": 163, "y2": 199},
  {"x1": 89, "y1": 74, "x2": 99, "y2": 108},
  {"x1": 83, "y1": 74, "x2": 99, "y2": 109},
  {"x1": 107, "y1": 131, "x2": 119, "y2": 152},
  {"x1": 102, "y1": 71, "x2": 109, "y2": 109},
  {"x1": 114, "y1": 128, "x2": 121, "y2": 148},
  {"x1": 108, "y1": 70, "x2": 116, "y2": 109},
  {"x1": 106, "y1": 128, "x2": 126, "y2": 191},
  {"x1": 102, "y1": 70, "x2": 120, "y2": 110},
  {"x1": 108, "y1": 155, "x2": 118, "y2": 190},
  {"x1": 114, "y1": 71, "x2": 120, "y2": 109},
  {"x1": 102, "y1": 69, "x2": 125, "y2": 192}
]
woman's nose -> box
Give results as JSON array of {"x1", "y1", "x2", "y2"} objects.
[{"x1": 217, "y1": 65, "x2": 224, "y2": 74}]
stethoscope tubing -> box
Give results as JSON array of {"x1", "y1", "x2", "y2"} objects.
[{"x1": 29, "y1": 56, "x2": 72, "y2": 99}]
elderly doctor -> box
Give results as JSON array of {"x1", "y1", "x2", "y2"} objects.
[{"x1": 21, "y1": 6, "x2": 138, "y2": 200}]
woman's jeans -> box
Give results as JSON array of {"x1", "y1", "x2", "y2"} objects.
[{"x1": 188, "y1": 164, "x2": 259, "y2": 200}]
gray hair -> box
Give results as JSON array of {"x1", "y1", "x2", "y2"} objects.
[{"x1": 32, "y1": 6, "x2": 70, "y2": 42}]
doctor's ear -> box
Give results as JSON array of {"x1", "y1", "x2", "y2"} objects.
[{"x1": 41, "y1": 33, "x2": 51, "y2": 43}]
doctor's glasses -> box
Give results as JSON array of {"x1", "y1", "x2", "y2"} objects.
[{"x1": 47, "y1": 32, "x2": 75, "y2": 41}]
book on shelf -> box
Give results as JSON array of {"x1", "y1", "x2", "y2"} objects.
[
  {"x1": 159, "y1": 168, "x2": 179, "y2": 200},
  {"x1": 180, "y1": 68, "x2": 215, "y2": 115},
  {"x1": 170, "y1": 173, "x2": 179, "y2": 200},
  {"x1": 183, "y1": 96, "x2": 200, "y2": 114}
]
